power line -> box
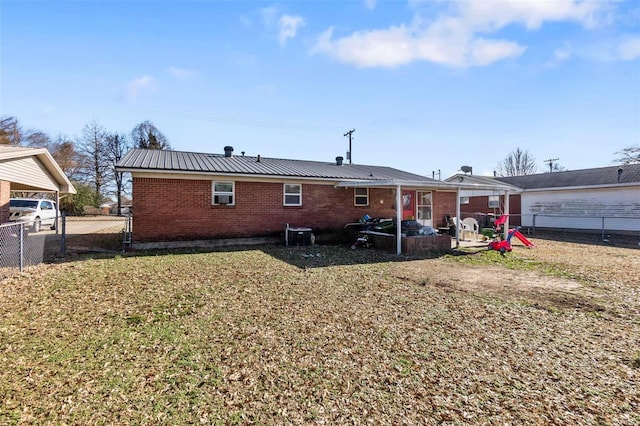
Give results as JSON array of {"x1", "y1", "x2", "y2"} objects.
[
  {"x1": 343, "y1": 129, "x2": 355, "y2": 164},
  {"x1": 544, "y1": 157, "x2": 559, "y2": 173}
]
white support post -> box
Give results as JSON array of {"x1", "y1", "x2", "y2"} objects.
[
  {"x1": 503, "y1": 191, "x2": 510, "y2": 240},
  {"x1": 55, "y1": 191, "x2": 60, "y2": 235},
  {"x1": 396, "y1": 185, "x2": 402, "y2": 255},
  {"x1": 455, "y1": 187, "x2": 461, "y2": 247}
]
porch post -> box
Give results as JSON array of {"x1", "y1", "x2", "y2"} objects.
[
  {"x1": 55, "y1": 191, "x2": 60, "y2": 235},
  {"x1": 503, "y1": 191, "x2": 510, "y2": 240},
  {"x1": 455, "y1": 187, "x2": 461, "y2": 247},
  {"x1": 396, "y1": 185, "x2": 402, "y2": 255}
]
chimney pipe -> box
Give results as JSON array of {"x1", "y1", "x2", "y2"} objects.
[
  {"x1": 336, "y1": 156, "x2": 343, "y2": 166},
  {"x1": 257, "y1": 154, "x2": 261, "y2": 163},
  {"x1": 617, "y1": 167, "x2": 623, "y2": 182},
  {"x1": 223, "y1": 146, "x2": 234, "y2": 157}
]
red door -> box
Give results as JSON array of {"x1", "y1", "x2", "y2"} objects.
[{"x1": 402, "y1": 190, "x2": 415, "y2": 220}]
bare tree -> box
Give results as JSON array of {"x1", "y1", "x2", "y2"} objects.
[
  {"x1": 131, "y1": 120, "x2": 170, "y2": 149},
  {"x1": 549, "y1": 163, "x2": 567, "y2": 173},
  {"x1": 77, "y1": 121, "x2": 109, "y2": 207},
  {"x1": 495, "y1": 148, "x2": 538, "y2": 177},
  {"x1": 0, "y1": 116, "x2": 23, "y2": 145},
  {"x1": 50, "y1": 136, "x2": 84, "y2": 182},
  {"x1": 24, "y1": 131, "x2": 52, "y2": 148},
  {"x1": 105, "y1": 132, "x2": 131, "y2": 215},
  {"x1": 614, "y1": 145, "x2": 640, "y2": 165}
]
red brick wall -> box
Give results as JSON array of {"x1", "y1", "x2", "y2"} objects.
[
  {"x1": 432, "y1": 191, "x2": 456, "y2": 227},
  {"x1": 0, "y1": 180, "x2": 10, "y2": 224},
  {"x1": 132, "y1": 178, "x2": 402, "y2": 242}
]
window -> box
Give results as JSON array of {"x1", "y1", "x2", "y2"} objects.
[
  {"x1": 460, "y1": 196, "x2": 470, "y2": 205},
  {"x1": 354, "y1": 188, "x2": 369, "y2": 206},
  {"x1": 212, "y1": 181, "x2": 234, "y2": 205},
  {"x1": 284, "y1": 183, "x2": 302, "y2": 206},
  {"x1": 488, "y1": 195, "x2": 500, "y2": 209}
]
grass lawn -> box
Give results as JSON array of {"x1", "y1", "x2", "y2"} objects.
[{"x1": 1, "y1": 240, "x2": 638, "y2": 424}]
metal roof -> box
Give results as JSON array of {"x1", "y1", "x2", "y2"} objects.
[
  {"x1": 495, "y1": 163, "x2": 640, "y2": 190},
  {"x1": 117, "y1": 148, "x2": 438, "y2": 182}
]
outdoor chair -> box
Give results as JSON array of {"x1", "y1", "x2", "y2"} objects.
[{"x1": 461, "y1": 217, "x2": 479, "y2": 240}]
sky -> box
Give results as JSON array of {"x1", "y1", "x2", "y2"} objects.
[{"x1": 1, "y1": 0, "x2": 639, "y2": 178}]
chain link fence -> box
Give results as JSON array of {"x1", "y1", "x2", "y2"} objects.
[
  {"x1": 0, "y1": 221, "x2": 47, "y2": 280},
  {"x1": 58, "y1": 214, "x2": 129, "y2": 256},
  {"x1": 1, "y1": 214, "x2": 129, "y2": 280},
  {"x1": 458, "y1": 211, "x2": 640, "y2": 245}
]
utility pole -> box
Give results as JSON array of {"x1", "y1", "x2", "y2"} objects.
[
  {"x1": 544, "y1": 157, "x2": 559, "y2": 173},
  {"x1": 343, "y1": 129, "x2": 355, "y2": 164}
]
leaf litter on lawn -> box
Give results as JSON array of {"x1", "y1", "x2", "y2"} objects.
[{"x1": 0, "y1": 241, "x2": 638, "y2": 424}]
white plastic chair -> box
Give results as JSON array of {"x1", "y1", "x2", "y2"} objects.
[{"x1": 461, "y1": 217, "x2": 479, "y2": 240}]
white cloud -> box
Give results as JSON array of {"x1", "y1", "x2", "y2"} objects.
[
  {"x1": 364, "y1": 0, "x2": 376, "y2": 11},
  {"x1": 278, "y1": 14, "x2": 306, "y2": 46},
  {"x1": 126, "y1": 76, "x2": 156, "y2": 101},
  {"x1": 311, "y1": 0, "x2": 614, "y2": 68},
  {"x1": 581, "y1": 36, "x2": 640, "y2": 62},
  {"x1": 312, "y1": 22, "x2": 526, "y2": 68},
  {"x1": 261, "y1": 6, "x2": 278, "y2": 28},
  {"x1": 616, "y1": 37, "x2": 640, "y2": 61},
  {"x1": 458, "y1": 0, "x2": 607, "y2": 31},
  {"x1": 167, "y1": 66, "x2": 197, "y2": 80},
  {"x1": 545, "y1": 42, "x2": 572, "y2": 67}
]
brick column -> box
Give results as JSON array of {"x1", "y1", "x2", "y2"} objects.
[{"x1": 0, "y1": 180, "x2": 10, "y2": 224}]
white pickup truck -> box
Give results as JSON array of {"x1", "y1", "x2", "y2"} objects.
[{"x1": 9, "y1": 198, "x2": 59, "y2": 232}]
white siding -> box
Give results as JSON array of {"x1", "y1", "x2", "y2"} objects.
[
  {"x1": 521, "y1": 187, "x2": 640, "y2": 232},
  {"x1": 0, "y1": 157, "x2": 59, "y2": 191}
]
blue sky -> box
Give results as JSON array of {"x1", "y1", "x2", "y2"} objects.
[{"x1": 1, "y1": 0, "x2": 639, "y2": 178}]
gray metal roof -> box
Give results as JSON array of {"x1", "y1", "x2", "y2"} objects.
[
  {"x1": 116, "y1": 148, "x2": 436, "y2": 182},
  {"x1": 495, "y1": 163, "x2": 640, "y2": 189}
]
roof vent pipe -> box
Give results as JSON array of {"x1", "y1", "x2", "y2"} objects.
[
  {"x1": 617, "y1": 167, "x2": 623, "y2": 182},
  {"x1": 224, "y1": 146, "x2": 234, "y2": 157},
  {"x1": 336, "y1": 156, "x2": 343, "y2": 166},
  {"x1": 257, "y1": 154, "x2": 261, "y2": 163}
]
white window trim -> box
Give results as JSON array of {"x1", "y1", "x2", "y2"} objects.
[
  {"x1": 488, "y1": 195, "x2": 499, "y2": 209},
  {"x1": 212, "y1": 181, "x2": 235, "y2": 205},
  {"x1": 283, "y1": 183, "x2": 302, "y2": 206},
  {"x1": 460, "y1": 196, "x2": 470, "y2": 205},
  {"x1": 354, "y1": 187, "x2": 369, "y2": 206}
]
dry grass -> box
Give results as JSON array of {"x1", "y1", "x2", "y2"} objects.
[{"x1": 1, "y1": 237, "x2": 638, "y2": 425}]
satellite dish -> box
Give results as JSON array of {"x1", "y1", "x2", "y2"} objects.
[{"x1": 461, "y1": 165, "x2": 473, "y2": 174}]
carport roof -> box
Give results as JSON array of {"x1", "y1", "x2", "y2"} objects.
[{"x1": 0, "y1": 146, "x2": 76, "y2": 193}]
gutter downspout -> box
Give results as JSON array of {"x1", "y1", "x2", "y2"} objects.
[{"x1": 396, "y1": 185, "x2": 402, "y2": 255}]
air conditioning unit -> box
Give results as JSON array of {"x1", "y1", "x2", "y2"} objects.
[{"x1": 217, "y1": 195, "x2": 231, "y2": 204}]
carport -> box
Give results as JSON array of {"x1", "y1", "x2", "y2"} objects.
[
  {"x1": 335, "y1": 178, "x2": 518, "y2": 254},
  {"x1": 0, "y1": 146, "x2": 76, "y2": 225}
]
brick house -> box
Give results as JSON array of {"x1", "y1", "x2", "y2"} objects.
[
  {"x1": 0, "y1": 146, "x2": 76, "y2": 223},
  {"x1": 117, "y1": 147, "x2": 515, "y2": 252}
]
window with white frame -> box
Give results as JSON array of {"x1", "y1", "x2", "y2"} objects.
[
  {"x1": 488, "y1": 195, "x2": 500, "y2": 208},
  {"x1": 354, "y1": 187, "x2": 369, "y2": 206},
  {"x1": 212, "y1": 181, "x2": 234, "y2": 205},
  {"x1": 460, "y1": 196, "x2": 470, "y2": 205},
  {"x1": 283, "y1": 183, "x2": 302, "y2": 206}
]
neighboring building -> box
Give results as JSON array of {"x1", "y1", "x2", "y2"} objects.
[
  {"x1": 448, "y1": 164, "x2": 640, "y2": 234},
  {"x1": 116, "y1": 147, "x2": 511, "y2": 251},
  {"x1": 0, "y1": 146, "x2": 76, "y2": 223}
]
